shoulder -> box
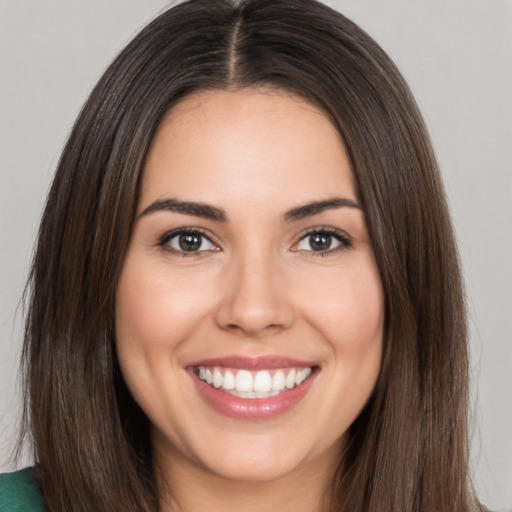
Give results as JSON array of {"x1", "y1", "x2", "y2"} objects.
[{"x1": 0, "y1": 468, "x2": 43, "y2": 512}]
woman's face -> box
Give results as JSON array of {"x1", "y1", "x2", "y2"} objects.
[{"x1": 115, "y1": 89, "x2": 384, "y2": 484}]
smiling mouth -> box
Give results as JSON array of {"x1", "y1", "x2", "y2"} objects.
[{"x1": 193, "y1": 366, "x2": 314, "y2": 399}]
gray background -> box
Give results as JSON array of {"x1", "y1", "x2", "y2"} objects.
[{"x1": 1, "y1": 1, "x2": 510, "y2": 510}]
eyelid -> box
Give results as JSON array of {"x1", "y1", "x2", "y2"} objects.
[
  {"x1": 292, "y1": 226, "x2": 353, "y2": 254},
  {"x1": 155, "y1": 225, "x2": 352, "y2": 257},
  {"x1": 158, "y1": 227, "x2": 220, "y2": 255}
]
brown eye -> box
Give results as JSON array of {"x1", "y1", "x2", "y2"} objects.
[
  {"x1": 297, "y1": 232, "x2": 340, "y2": 252},
  {"x1": 293, "y1": 229, "x2": 351, "y2": 255},
  {"x1": 308, "y1": 233, "x2": 333, "y2": 251},
  {"x1": 163, "y1": 230, "x2": 218, "y2": 253},
  {"x1": 178, "y1": 233, "x2": 203, "y2": 251}
]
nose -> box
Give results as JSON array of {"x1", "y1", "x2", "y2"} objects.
[{"x1": 214, "y1": 249, "x2": 295, "y2": 338}]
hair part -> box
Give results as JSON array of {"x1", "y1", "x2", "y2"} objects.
[{"x1": 20, "y1": 0, "x2": 485, "y2": 510}]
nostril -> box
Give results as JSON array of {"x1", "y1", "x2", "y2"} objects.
[
  {"x1": 213, "y1": 262, "x2": 297, "y2": 337},
  {"x1": 223, "y1": 321, "x2": 286, "y2": 338}
]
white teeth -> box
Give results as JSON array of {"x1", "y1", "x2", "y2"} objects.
[
  {"x1": 196, "y1": 366, "x2": 313, "y2": 396},
  {"x1": 285, "y1": 369, "x2": 296, "y2": 389},
  {"x1": 253, "y1": 370, "x2": 272, "y2": 393},
  {"x1": 295, "y1": 367, "x2": 311, "y2": 385},
  {"x1": 272, "y1": 370, "x2": 286, "y2": 391},
  {"x1": 223, "y1": 370, "x2": 235, "y2": 390},
  {"x1": 235, "y1": 370, "x2": 253, "y2": 392},
  {"x1": 229, "y1": 390, "x2": 281, "y2": 399},
  {"x1": 213, "y1": 368, "x2": 223, "y2": 388}
]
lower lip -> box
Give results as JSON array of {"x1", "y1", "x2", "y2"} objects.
[{"x1": 188, "y1": 368, "x2": 318, "y2": 420}]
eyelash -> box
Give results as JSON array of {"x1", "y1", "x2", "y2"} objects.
[
  {"x1": 158, "y1": 228, "x2": 217, "y2": 257},
  {"x1": 293, "y1": 226, "x2": 353, "y2": 256},
  {"x1": 157, "y1": 226, "x2": 353, "y2": 257}
]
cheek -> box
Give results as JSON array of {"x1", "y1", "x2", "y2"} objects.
[
  {"x1": 317, "y1": 263, "x2": 384, "y2": 418},
  {"x1": 114, "y1": 259, "x2": 208, "y2": 422},
  {"x1": 115, "y1": 260, "x2": 212, "y2": 352},
  {"x1": 327, "y1": 273, "x2": 383, "y2": 398},
  {"x1": 301, "y1": 260, "x2": 384, "y2": 353}
]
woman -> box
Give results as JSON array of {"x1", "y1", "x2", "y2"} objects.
[{"x1": 0, "y1": 0, "x2": 490, "y2": 510}]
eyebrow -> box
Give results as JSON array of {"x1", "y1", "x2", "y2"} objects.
[
  {"x1": 139, "y1": 198, "x2": 227, "y2": 222},
  {"x1": 138, "y1": 197, "x2": 361, "y2": 223},
  {"x1": 283, "y1": 198, "x2": 362, "y2": 221}
]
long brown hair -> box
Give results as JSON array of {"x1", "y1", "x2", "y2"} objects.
[{"x1": 20, "y1": 0, "x2": 485, "y2": 510}]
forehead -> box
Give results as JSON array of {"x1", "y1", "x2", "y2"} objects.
[{"x1": 140, "y1": 88, "x2": 357, "y2": 212}]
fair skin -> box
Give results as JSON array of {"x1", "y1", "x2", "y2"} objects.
[{"x1": 115, "y1": 88, "x2": 384, "y2": 512}]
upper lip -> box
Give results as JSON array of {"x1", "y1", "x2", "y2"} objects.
[{"x1": 186, "y1": 355, "x2": 317, "y2": 370}]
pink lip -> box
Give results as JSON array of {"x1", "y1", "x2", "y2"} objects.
[
  {"x1": 186, "y1": 355, "x2": 316, "y2": 370},
  {"x1": 186, "y1": 356, "x2": 319, "y2": 421}
]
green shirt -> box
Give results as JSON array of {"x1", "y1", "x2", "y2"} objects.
[{"x1": 0, "y1": 468, "x2": 43, "y2": 512}]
